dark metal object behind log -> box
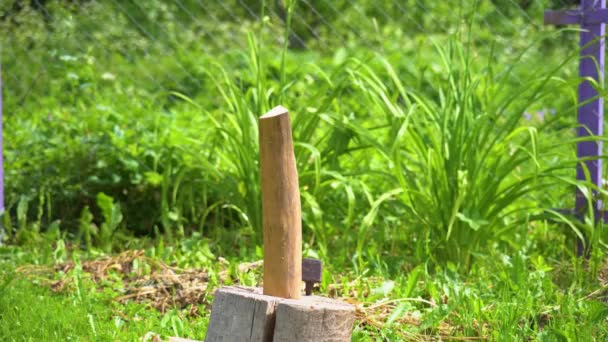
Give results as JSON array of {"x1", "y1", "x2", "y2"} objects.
[{"x1": 302, "y1": 258, "x2": 322, "y2": 296}]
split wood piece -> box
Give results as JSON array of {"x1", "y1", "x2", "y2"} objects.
[
  {"x1": 204, "y1": 286, "x2": 281, "y2": 342},
  {"x1": 205, "y1": 286, "x2": 356, "y2": 342},
  {"x1": 259, "y1": 106, "x2": 302, "y2": 299}
]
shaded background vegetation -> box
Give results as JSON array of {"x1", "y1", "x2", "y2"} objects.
[{"x1": 0, "y1": 0, "x2": 601, "y2": 269}]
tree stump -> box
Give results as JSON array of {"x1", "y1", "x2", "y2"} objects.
[{"x1": 205, "y1": 287, "x2": 355, "y2": 342}]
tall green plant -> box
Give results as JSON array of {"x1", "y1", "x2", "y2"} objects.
[
  {"x1": 96, "y1": 193, "x2": 123, "y2": 253},
  {"x1": 348, "y1": 39, "x2": 584, "y2": 269}
]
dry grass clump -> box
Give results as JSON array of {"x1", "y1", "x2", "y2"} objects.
[{"x1": 16, "y1": 250, "x2": 259, "y2": 313}]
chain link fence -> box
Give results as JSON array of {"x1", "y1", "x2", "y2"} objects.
[
  {"x1": 0, "y1": 0, "x2": 580, "y2": 111},
  {"x1": 0, "y1": 0, "x2": 587, "y2": 232}
]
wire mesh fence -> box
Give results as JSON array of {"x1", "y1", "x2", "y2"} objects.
[
  {"x1": 0, "y1": 0, "x2": 582, "y2": 111},
  {"x1": 0, "y1": 0, "x2": 593, "y2": 235}
]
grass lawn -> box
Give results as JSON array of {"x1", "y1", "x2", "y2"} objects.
[{"x1": 1, "y1": 240, "x2": 607, "y2": 341}]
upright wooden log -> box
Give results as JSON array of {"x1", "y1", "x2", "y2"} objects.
[{"x1": 259, "y1": 106, "x2": 302, "y2": 299}]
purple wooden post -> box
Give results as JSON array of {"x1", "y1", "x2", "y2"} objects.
[
  {"x1": 545, "y1": 1, "x2": 607, "y2": 255},
  {"x1": 0, "y1": 63, "x2": 3, "y2": 217},
  {"x1": 577, "y1": 0, "x2": 605, "y2": 222},
  {"x1": 0, "y1": 63, "x2": 4, "y2": 243}
]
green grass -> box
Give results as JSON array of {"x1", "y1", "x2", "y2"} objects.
[
  {"x1": 1, "y1": 278, "x2": 135, "y2": 341},
  {"x1": 1, "y1": 0, "x2": 607, "y2": 340},
  {"x1": 0, "y1": 245, "x2": 212, "y2": 341},
  {"x1": 0, "y1": 277, "x2": 214, "y2": 341},
  {"x1": 0, "y1": 275, "x2": 163, "y2": 341},
  {"x1": 1, "y1": 237, "x2": 607, "y2": 341}
]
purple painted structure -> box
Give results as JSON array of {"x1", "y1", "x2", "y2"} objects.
[
  {"x1": 545, "y1": 1, "x2": 606, "y2": 217},
  {"x1": 0, "y1": 63, "x2": 3, "y2": 216},
  {"x1": 576, "y1": 0, "x2": 606, "y2": 222},
  {"x1": 545, "y1": 0, "x2": 606, "y2": 254}
]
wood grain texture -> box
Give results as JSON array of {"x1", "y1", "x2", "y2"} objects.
[
  {"x1": 204, "y1": 287, "x2": 281, "y2": 342},
  {"x1": 272, "y1": 296, "x2": 356, "y2": 342},
  {"x1": 259, "y1": 106, "x2": 302, "y2": 299}
]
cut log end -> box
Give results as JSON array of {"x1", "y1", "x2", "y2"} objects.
[{"x1": 260, "y1": 105, "x2": 289, "y2": 119}]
